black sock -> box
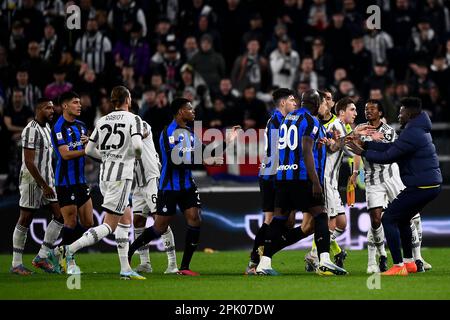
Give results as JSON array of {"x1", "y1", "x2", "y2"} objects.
[
  {"x1": 128, "y1": 226, "x2": 161, "y2": 261},
  {"x1": 180, "y1": 225, "x2": 200, "y2": 270},
  {"x1": 273, "y1": 226, "x2": 307, "y2": 254},
  {"x1": 54, "y1": 215, "x2": 65, "y2": 224},
  {"x1": 314, "y1": 212, "x2": 330, "y2": 258},
  {"x1": 250, "y1": 223, "x2": 269, "y2": 263},
  {"x1": 61, "y1": 226, "x2": 76, "y2": 246},
  {"x1": 74, "y1": 222, "x2": 87, "y2": 239},
  {"x1": 263, "y1": 217, "x2": 287, "y2": 258}
]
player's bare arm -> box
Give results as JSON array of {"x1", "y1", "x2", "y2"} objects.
[
  {"x1": 57, "y1": 144, "x2": 86, "y2": 160},
  {"x1": 23, "y1": 148, "x2": 55, "y2": 199}
]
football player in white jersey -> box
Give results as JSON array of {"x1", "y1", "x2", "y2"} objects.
[
  {"x1": 51, "y1": 86, "x2": 145, "y2": 279},
  {"x1": 11, "y1": 98, "x2": 64, "y2": 275},
  {"x1": 132, "y1": 115, "x2": 179, "y2": 274},
  {"x1": 317, "y1": 97, "x2": 361, "y2": 269},
  {"x1": 358, "y1": 100, "x2": 430, "y2": 273}
]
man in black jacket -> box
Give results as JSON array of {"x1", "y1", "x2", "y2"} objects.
[{"x1": 348, "y1": 97, "x2": 442, "y2": 276}]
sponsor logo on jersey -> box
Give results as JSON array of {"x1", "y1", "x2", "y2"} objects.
[
  {"x1": 68, "y1": 141, "x2": 83, "y2": 148},
  {"x1": 285, "y1": 114, "x2": 299, "y2": 121},
  {"x1": 277, "y1": 164, "x2": 299, "y2": 171}
]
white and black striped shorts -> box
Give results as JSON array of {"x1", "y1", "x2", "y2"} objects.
[
  {"x1": 100, "y1": 179, "x2": 133, "y2": 215},
  {"x1": 19, "y1": 183, "x2": 57, "y2": 210}
]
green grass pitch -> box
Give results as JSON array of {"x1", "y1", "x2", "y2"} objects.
[{"x1": 1, "y1": 249, "x2": 450, "y2": 300}]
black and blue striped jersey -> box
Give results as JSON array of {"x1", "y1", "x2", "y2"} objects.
[
  {"x1": 51, "y1": 115, "x2": 87, "y2": 186},
  {"x1": 276, "y1": 107, "x2": 326, "y2": 184},
  {"x1": 159, "y1": 120, "x2": 203, "y2": 191},
  {"x1": 259, "y1": 109, "x2": 284, "y2": 180}
]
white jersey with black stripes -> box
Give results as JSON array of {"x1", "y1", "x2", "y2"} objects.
[
  {"x1": 20, "y1": 120, "x2": 54, "y2": 186},
  {"x1": 361, "y1": 122, "x2": 400, "y2": 186},
  {"x1": 134, "y1": 121, "x2": 161, "y2": 187},
  {"x1": 90, "y1": 110, "x2": 144, "y2": 182}
]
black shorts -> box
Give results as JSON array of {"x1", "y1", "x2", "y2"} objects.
[
  {"x1": 274, "y1": 180, "x2": 325, "y2": 213},
  {"x1": 156, "y1": 187, "x2": 201, "y2": 216},
  {"x1": 259, "y1": 177, "x2": 276, "y2": 212},
  {"x1": 56, "y1": 184, "x2": 91, "y2": 208}
]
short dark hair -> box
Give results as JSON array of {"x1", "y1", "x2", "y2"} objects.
[
  {"x1": 272, "y1": 88, "x2": 294, "y2": 104},
  {"x1": 301, "y1": 89, "x2": 320, "y2": 109},
  {"x1": 170, "y1": 97, "x2": 191, "y2": 115},
  {"x1": 59, "y1": 91, "x2": 79, "y2": 105},
  {"x1": 365, "y1": 99, "x2": 384, "y2": 117},
  {"x1": 12, "y1": 87, "x2": 24, "y2": 94},
  {"x1": 335, "y1": 97, "x2": 354, "y2": 114},
  {"x1": 400, "y1": 97, "x2": 422, "y2": 113},
  {"x1": 110, "y1": 86, "x2": 130, "y2": 109},
  {"x1": 16, "y1": 66, "x2": 28, "y2": 73},
  {"x1": 318, "y1": 90, "x2": 326, "y2": 102},
  {"x1": 36, "y1": 97, "x2": 52, "y2": 109}
]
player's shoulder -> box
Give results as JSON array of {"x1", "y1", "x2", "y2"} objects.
[
  {"x1": 26, "y1": 119, "x2": 38, "y2": 129},
  {"x1": 52, "y1": 115, "x2": 65, "y2": 130},
  {"x1": 74, "y1": 119, "x2": 87, "y2": 129},
  {"x1": 330, "y1": 118, "x2": 345, "y2": 131},
  {"x1": 142, "y1": 120, "x2": 151, "y2": 131},
  {"x1": 22, "y1": 120, "x2": 36, "y2": 135},
  {"x1": 302, "y1": 112, "x2": 318, "y2": 126}
]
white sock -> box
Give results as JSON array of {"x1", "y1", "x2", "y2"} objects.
[
  {"x1": 38, "y1": 219, "x2": 63, "y2": 258},
  {"x1": 403, "y1": 258, "x2": 414, "y2": 263},
  {"x1": 372, "y1": 226, "x2": 387, "y2": 257},
  {"x1": 162, "y1": 226, "x2": 177, "y2": 267},
  {"x1": 115, "y1": 223, "x2": 132, "y2": 273},
  {"x1": 412, "y1": 214, "x2": 423, "y2": 243},
  {"x1": 332, "y1": 227, "x2": 345, "y2": 241},
  {"x1": 319, "y1": 252, "x2": 332, "y2": 264},
  {"x1": 411, "y1": 223, "x2": 423, "y2": 261},
  {"x1": 256, "y1": 256, "x2": 272, "y2": 271},
  {"x1": 12, "y1": 224, "x2": 28, "y2": 267},
  {"x1": 68, "y1": 223, "x2": 112, "y2": 254},
  {"x1": 310, "y1": 246, "x2": 318, "y2": 258},
  {"x1": 411, "y1": 214, "x2": 423, "y2": 259},
  {"x1": 134, "y1": 227, "x2": 150, "y2": 265},
  {"x1": 367, "y1": 228, "x2": 377, "y2": 265}
]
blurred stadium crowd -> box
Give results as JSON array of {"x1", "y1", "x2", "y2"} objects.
[{"x1": 1, "y1": 0, "x2": 450, "y2": 193}]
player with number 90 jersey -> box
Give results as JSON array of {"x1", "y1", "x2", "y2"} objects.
[
  {"x1": 276, "y1": 107, "x2": 326, "y2": 183},
  {"x1": 89, "y1": 111, "x2": 144, "y2": 182}
]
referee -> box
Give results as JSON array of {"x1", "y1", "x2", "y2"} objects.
[{"x1": 348, "y1": 97, "x2": 442, "y2": 276}]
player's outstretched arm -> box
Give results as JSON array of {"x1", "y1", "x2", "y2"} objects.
[
  {"x1": 363, "y1": 131, "x2": 415, "y2": 164},
  {"x1": 85, "y1": 140, "x2": 101, "y2": 160}
]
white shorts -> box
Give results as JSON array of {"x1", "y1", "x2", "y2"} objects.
[
  {"x1": 19, "y1": 183, "x2": 57, "y2": 210},
  {"x1": 100, "y1": 179, "x2": 133, "y2": 215},
  {"x1": 324, "y1": 178, "x2": 345, "y2": 218},
  {"x1": 132, "y1": 177, "x2": 159, "y2": 218},
  {"x1": 366, "y1": 175, "x2": 405, "y2": 210}
]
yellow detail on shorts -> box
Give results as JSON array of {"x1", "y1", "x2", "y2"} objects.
[{"x1": 418, "y1": 185, "x2": 440, "y2": 189}]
